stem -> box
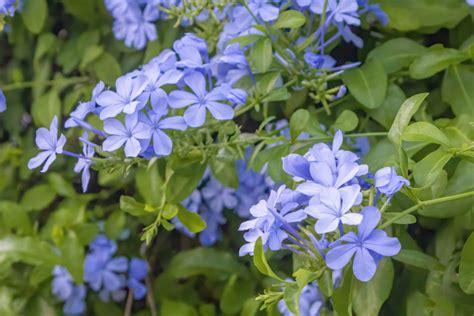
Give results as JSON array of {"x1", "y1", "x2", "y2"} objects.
[
  {"x1": 319, "y1": 0, "x2": 329, "y2": 57},
  {"x1": 145, "y1": 276, "x2": 158, "y2": 316},
  {"x1": 379, "y1": 191, "x2": 474, "y2": 229},
  {"x1": 124, "y1": 289, "x2": 134, "y2": 316},
  {"x1": 297, "y1": 132, "x2": 388, "y2": 143},
  {"x1": 0, "y1": 77, "x2": 90, "y2": 92}
]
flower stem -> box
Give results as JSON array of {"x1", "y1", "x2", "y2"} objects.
[
  {"x1": 0, "y1": 76, "x2": 90, "y2": 92},
  {"x1": 379, "y1": 191, "x2": 474, "y2": 229}
]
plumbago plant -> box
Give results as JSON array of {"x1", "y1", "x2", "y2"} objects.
[{"x1": 1, "y1": 0, "x2": 474, "y2": 315}]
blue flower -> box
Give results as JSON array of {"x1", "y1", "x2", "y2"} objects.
[
  {"x1": 173, "y1": 34, "x2": 210, "y2": 70},
  {"x1": 109, "y1": 2, "x2": 159, "y2": 50},
  {"x1": 103, "y1": 114, "x2": 151, "y2": 157},
  {"x1": 338, "y1": 24, "x2": 363, "y2": 48},
  {"x1": 282, "y1": 131, "x2": 368, "y2": 197},
  {"x1": 63, "y1": 285, "x2": 87, "y2": 315},
  {"x1": 65, "y1": 81, "x2": 104, "y2": 128},
  {"x1": 89, "y1": 234, "x2": 117, "y2": 255},
  {"x1": 278, "y1": 282, "x2": 323, "y2": 316},
  {"x1": 138, "y1": 110, "x2": 187, "y2": 156},
  {"x1": 140, "y1": 65, "x2": 182, "y2": 113},
  {"x1": 128, "y1": 258, "x2": 148, "y2": 300},
  {"x1": 199, "y1": 209, "x2": 227, "y2": 246},
  {"x1": 74, "y1": 135, "x2": 95, "y2": 193},
  {"x1": 239, "y1": 186, "x2": 307, "y2": 255},
  {"x1": 0, "y1": 0, "x2": 16, "y2": 16},
  {"x1": 201, "y1": 177, "x2": 238, "y2": 212},
  {"x1": 329, "y1": 0, "x2": 360, "y2": 26},
  {"x1": 248, "y1": 0, "x2": 280, "y2": 22},
  {"x1": 0, "y1": 89, "x2": 6, "y2": 112},
  {"x1": 304, "y1": 53, "x2": 337, "y2": 69},
  {"x1": 357, "y1": 0, "x2": 389, "y2": 25},
  {"x1": 234, "y1": 159, "x2": 271, "y2": 218},
  {"x1": 374, "y1": 167, "x2": 409, "y2": 196},
  {"x1": 305, "y1": 185, "x2": 362, "y2": 234},
  {"x1": 174, "y1": 33, "x2": 209, "y2": 58},
  {"x1": 168, "y1": 72, "x2": 235, "y2": 127},
  {"x1": 96, "y1": 74, "x2": 148, "y2": 119},
  {"x1": 84, "y1": 248, "x2": 128, "y2": 296},
  {"x1": 211, "y1": 43, "x2": 249, "y2": 85},
  {"x1": 28, "y1": 116, "x2": 66, "y2": 173},
  {"x1": 52, "y1": 266, "x2": 74, "y2": 301},
  {"x1": 51, "y1": 266, "x2": 86, "y2": 315},
  {"x1": 145, "y1": 49, "x2": 178, "y2": 73},
  {"x1": 326, "y1": 206, "x2": 401, "y2": 281}
]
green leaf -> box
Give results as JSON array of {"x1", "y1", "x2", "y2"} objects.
[
  {"x1": 419, "y1": 161, "x2": 474, "y2": 218},
  {"x1": 367, "y1": 38, "x2": 427, "y2": 73},
  {"x1": 342, "y1": 58, "x2": 387, "y2": 109},
  {"x1": 332, "y1": 267, "x2": 354, "y2": 316},
  {"x1": 58, "y1": 231, "x2": 84, "y2": 283},
  {"x1": 229, "y1": 34, "x2": 265, "y2": 48},
  {"x1": 378, "y1": 0, "x2": 469, "y2": 32},
  {"x1": 20, "y1": 184, "x2": 56, "y2": 212},
  {"x1": 332, "y1": 110, "x2": 359, "y2": 132},
  {"x1": 90, "y1": 52, "x2": 121, "y2": 86},
  {"x1": 283, "y1": 283, "x2": 300, "y2": 315},
  {"x1": 413, "y1": 149, "x2": 453, "y2": 187},
  {"x1": 166, "y1": 155, "x2": 207, "y2": 203},
  {"x1": 442, "y1": 65, "x2": 474, "y2": 116},
  {"x1": 388, "y1": 93, "x2": 429, "y2": 147},
  {"x1": 317, "y1": 270, "x2": 333, "y2": 297},
  {"x1": 253, "y1": 237, "x2": 283, "y2": 281},
  {"x1": 459, "y1": 233, "x2": 474, "y2": 294},
  {"x1": 48, "y1": 173, "x2": 76, "y2": 198},
  {"x1": 210, "y1": 157, "x2": 239, "y2": 188},
  {"x1": 289, "y1": 109, "x2": 310, "y2": 142},
  {"x1": 60, "y1": 0, "x2": 99, "y2": 24},
  {"x1": 0, "y1": 237, "x2": 57, "y2": 266},
  {"x1": 104, "y1": 210, "x2": 126, "y2": 240},
  {"x1": 369, "y1": 84, "x2": 406, "y2": 129},
  {"x1": 162, "y1": 203, "x2": 179, "y2": 220},
  {"x1": 21, "y1": 0, "x2": 48, "y2": 34},
  {"x1": 136, "y1": 161, "x2": 165, "y2": 206},
  {"x1": 409, "y1": 45, "x2": 468, "y2": 79},
  {"x1": 176, "y1": 205, "x2": 206, "y2": 233},
  {"x1": 273, "y1": 10, "x2": 306, "y2": 29},
  {"x1": 31, "y1": 90, "x2": 62, "y2": 127},
  {"x1": 167, "y1": 248, "x2": 246, "y2": 279},
  {"x1": 250, "y1": 38, "x2": 273, "y2": 73},
  {"x1": 220, "y1": 275, "x2": 255, "y2": 314},
  {"x1": 161, "y1": 300, "x2": 198, "y2": 316},
  {"x1": 402, "y1": 122, "x2": 450, "y2": 147},
  {"x1": 353, "y1": 258, "x2": 394, "y2": 316},
  {"x1": 393, "y1": 249, "x2": 443, "y2": 270},
  {"x1": 383, "y1": 212, "x2": 416, "y2": 225},
  {"x1": 120, "y1": 195, "x2": 149, "y2": 216}
]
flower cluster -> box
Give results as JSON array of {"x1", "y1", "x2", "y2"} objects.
[
  {"x1": 239, "y1": 131, "x2": 408, "y2": 282},
  {"x1": 51, "y1": 235, "x2": 148, "y2": 314},
  {"x1": 27, "y1": 33, "x2": 248, "y2": 191},
  {"x1": 105, "y1": 0, "x2": 160, "y2": 49}
]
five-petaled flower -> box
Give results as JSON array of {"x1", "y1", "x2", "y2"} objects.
[
  {"x1": 103, "y1": 114, "x2": 151, "y2": 157},
  {"x1": 305, "y1": 185, "x2": 363, "y2": 234},
  {"x1": 96, "y1": 74, "x2": 148, "y2": 119},
  {"x1": 28, "y1": 116, "x2": 66, "y2": 173},
  {"x1": 168, "y1": 71, "x2": 235, "y2": 127},
  {"x1": 139, "y1": 110, "x2": 187, "y2": 156},
  {"x1": 326, "y1": 206, "x2": 401, "y2": 281}
]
